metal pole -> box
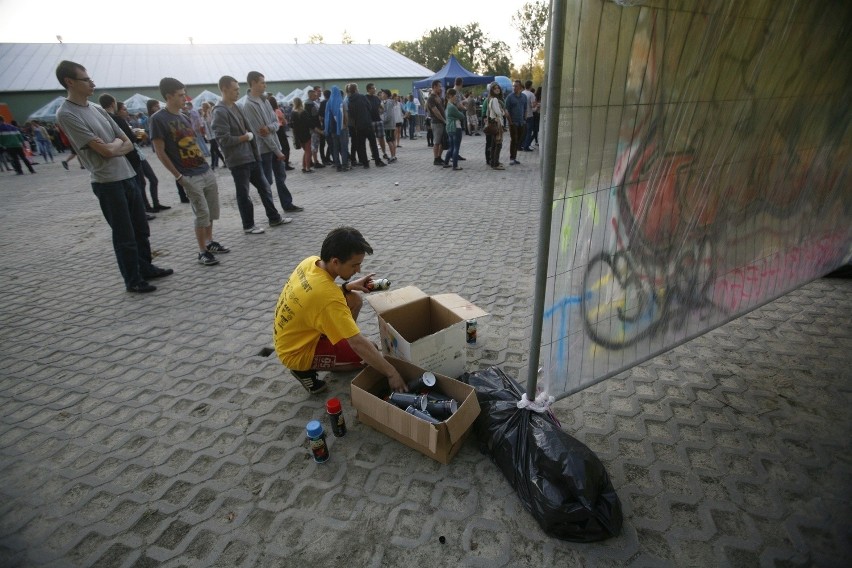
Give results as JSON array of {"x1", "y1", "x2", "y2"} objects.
[{"x1": 526, "y1": 0, "x2": 567, "y2": 397}]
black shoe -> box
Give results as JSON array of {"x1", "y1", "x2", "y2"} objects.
[
  {"x1": 154, "y1": 204, "x2": 172, "y2": 211},
  {"x1": 62, "y1": 161, "x2": 69, "y2": 170},
  {"x1": 375, "y1": 160, "x2": 386, "y2": 167},
  {"x1": 292, "y1": 371, "x2": 328, "y2": 395},
  {"x1": 283, "y1": 205, "x2": 304, "y2": 212},
  {"x1": 146, "y1": 213, "x2": 156, "y2": 221},
  {"x1": 361, "y1": 162, "x2": 370, "y2": 168},
  {"x1": 180, "y1": 198, "x2": 190, "y2": 203},
  {"x1": 383, "y1": 154, "x2": 390, "y2": 160},
  {"x1": 313, "y1": 163, "x2": 325, "y2": 169},
  {"x1": 145, "y1": 206, "x2": 156, "y2": 213},
  {"x1": 433, "y1": 158, "x2": 443, "y2": 165},
  {"x1": 284, "y1": 164, "x2": 295, "y2": 171},
  {"x1": 143, "y1": 266, "x2": 174, "y2": 279},
  {"x1": 127, "y1": 281, "x2": 156, "y2": 293},
  {"x1": 458, "y1": 156, "x2": 466, "y2": 161}
]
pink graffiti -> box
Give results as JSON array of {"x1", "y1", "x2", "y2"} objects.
[{"x1": 714, "y1": 232, "x2": 847, "y2": 312}]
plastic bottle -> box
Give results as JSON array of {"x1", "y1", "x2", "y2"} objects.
[
  {"x1": 367, "y1": 278, "x2": 391, "y2": 291},
  {"x1": 306, "y1": 420, "x2": 330, "y2": 463},
  {"x1": 326, "y1": 397, "x2": 347, "y2": 437}
]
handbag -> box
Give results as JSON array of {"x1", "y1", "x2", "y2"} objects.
[{"x1": 484, "y1": 119, "x2": 500, "y2": 136}]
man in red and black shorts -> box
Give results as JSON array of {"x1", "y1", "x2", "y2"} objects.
[{"x1": 272, "y1": 227, "x2": 405, "y2": 394}]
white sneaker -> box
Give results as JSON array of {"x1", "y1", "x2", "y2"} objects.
[
  {"x1": 269, "y1": 217, "x2": 293, "y2": 226},
  {"x1": 244, "y1": 225, "x2": 265, "y2": 234}
]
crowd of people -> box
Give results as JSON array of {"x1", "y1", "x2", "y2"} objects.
[{"x1": 42, "y1": 58, "x2": 541, "y2": 393}]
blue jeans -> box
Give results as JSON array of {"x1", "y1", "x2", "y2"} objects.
[
  {"x1": 522, "y1": 117, "x2": 535, "y2": 150},
  {"x1": 328, "y1": 130, "x2": 349, "y2": 167},
  {"x1": 444, "y1": 130, "x2": 462, "y2": 168},
  {"x1": 260, "y1": 152, "x2": 294, "y2": 209},
  {"x1": 91, "y1": 177, "x2": 153, "y2": 288},
  {"x1": 229, "y1": 161, "x2": 282, "y2": 230}
]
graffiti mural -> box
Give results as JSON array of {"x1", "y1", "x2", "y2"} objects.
[{"x1": 540, "y1": 0, "x2": 851, "y2": 396}]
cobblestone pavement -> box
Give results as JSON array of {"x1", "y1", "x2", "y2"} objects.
[{"x1": 1, "y1": 135, "x2": 850, "y2": 567}]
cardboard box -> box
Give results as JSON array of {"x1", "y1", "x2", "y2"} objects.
[
  {"x1": 365, "y1": 286, "x2": 488, "y2": 378},
  {"x1": 351, "y1": 357, "x2": 481, "y2": 464}
]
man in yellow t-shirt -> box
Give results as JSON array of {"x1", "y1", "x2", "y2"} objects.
[{"x1": 273, "y1": 227, "x2": 406, "y2": 394}]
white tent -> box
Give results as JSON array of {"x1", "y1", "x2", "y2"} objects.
[
  {"x1": 123, "y1": 93, "x2": 155, "y2": 115},
  {"x1": 27, "y1": 96, "x2": 66, "y2": 122},
  {"x1": 191, "y1": 89, "x2": 221, "y2": 107}
]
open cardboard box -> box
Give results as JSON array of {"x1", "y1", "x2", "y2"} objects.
[
  {"x1": 365, "y1": 286, "x2": 488, "y2": 378},
  {"x1": 351, "y1": 356, "x2": 480, "y2": 464}
]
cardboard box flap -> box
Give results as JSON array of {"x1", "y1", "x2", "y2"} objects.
[
  {"x1": 366, "y1": 285, "x2": 428, "y2": 315},
  {"x1": 432, "y1": 293, "x2": 489, "y2": 320}
]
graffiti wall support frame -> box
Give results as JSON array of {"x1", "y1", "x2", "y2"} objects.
[{"x1": 526, "y1": 0, "x2": 567, "y2": 399}]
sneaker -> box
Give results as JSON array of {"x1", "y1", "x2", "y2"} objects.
[
  {"x1": 492, "y1": 164, "x2": 506, "y2": 170},
  {"x1": 146, "y1": 213, "x2": 156, "y2": 221},
  {"x1": 269, "y1": 217, "x2": 293, "y2": 226},
  {"x1": 127, "y1": 281, "x2": 156, "y2": 293},
  {"x1": 458, "y1": 156, "x2": 466, "y2": 161},
  {"x1": 292, "y1": 371, "x2": 328, "y2": 395},
  {"x1": 154, "y1": 204, "x2": 172, "y2": 210},
  {"x1": 375, "y1": 161, "x2": 386, "y2": 167},
  {"x1": 206, "y1": 241, "x2": 230, "y2": 253},
  {"x1": 283, "y1": 205, "x2": 304, "y2": 212},
  {"x1": 443, "y1": 163, "x2": 451, "y2": 168},
  {"x1": 144, "y1": 266, "x2": 174, "y2": 279},
  {"x1": 510, "y1": 159, "x2": 521, "y2": 165},
  {"x1": 383, "y1": 154, "x2": 390, "y2": 161},
  {"x1": 244, "y1": 225, "x2": 265, "y2": 234},
  {"x1": 452, "y1": 167, "x2": 464, "y2": 171},
  {"x1": 284, "y1": 164, "x2": 295, "y2": 171},
  {"x1": 62, "y1": 161, "x2": 69, "y2": 170},
  {"x1": 197, "y1": 251, "x2": 220, "y2": 265},
  {"x1": 433, "y1": 158, "x2": 443, "y2": 165},
  {"x1": 313, "y1": 163, "x2": 325, "y2": 169}
]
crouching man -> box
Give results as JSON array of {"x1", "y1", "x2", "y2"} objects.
[{"x1": 273, "y1": 227, "x2": 406, "y2": 394}]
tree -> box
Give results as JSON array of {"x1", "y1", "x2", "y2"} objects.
[
  {"x1": 342, "y1": 30, "x2": 353, "y2": 45},
  {"x1": 480, "y1": 40, "x2": 512, "y2": 77},
  {"x1": 458, "y1": 23, "x2": 486, "y2": 70},
  {"x1": 308, "y1": 34, "x2": 324, "y2": 44},
  {"x1": 389, "y1": 40, "x2": 425, "y2": 67},
  {"x1": 513, "y1": 0, "x2": 549, "y2": 71},
  {"x1": 418, "y1": 26, "x2": 465, "y2": 71}
]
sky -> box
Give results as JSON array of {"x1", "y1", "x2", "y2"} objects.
[{"x1": 0, "y1": 0, "x2": 531, "y2": 66}]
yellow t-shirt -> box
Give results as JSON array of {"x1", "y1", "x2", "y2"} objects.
[{"x1": 273, "y1": 256, "x2": 360, "y2": 370}]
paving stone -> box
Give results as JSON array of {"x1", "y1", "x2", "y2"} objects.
[{"x1": 0, "y1": 137, "x2": 850, "y2": 566}]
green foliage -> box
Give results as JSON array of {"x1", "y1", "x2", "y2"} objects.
[
  {"x1": 512, "y1": 0, "x2": 549, "y2": 69},
  {"x1": 390, "y1": 22, "x2": 514, "y2": 75}
]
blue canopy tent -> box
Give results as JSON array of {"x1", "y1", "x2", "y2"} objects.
[{"x1": 412, "y1": 55, "x2": 494, "y2": 91}]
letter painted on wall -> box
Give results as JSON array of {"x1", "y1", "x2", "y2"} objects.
[{"x1": 540, "y1": 0, "x2": 851, "y2": 396}]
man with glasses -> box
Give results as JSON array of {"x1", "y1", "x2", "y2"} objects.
[{"x1": 55, "y1": 60, "x2": 173, "y2": 293}]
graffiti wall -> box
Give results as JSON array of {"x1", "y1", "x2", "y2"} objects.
[{"x1": 540, "y1": 0, "x2": 851, "y2": 396}]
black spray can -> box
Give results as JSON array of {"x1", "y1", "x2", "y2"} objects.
[
  {"x1": 326, "y1": 397, "x2": 346, "y2": 437},
  {"x1": 405, "y1": 405, "x2": 442, "y2": 424},
  {"x1": 425, "y1": 399, "x2": 458, "y2": 420},
  {"x1": 388, "y1": 392, "x2": 428, "y2": 411},
  {"x1": 408, "y1": 371, "x2": 437, "y2": 393},
  {"x1": 306, "y1": 420, "x2": 330, "y2": 463}
]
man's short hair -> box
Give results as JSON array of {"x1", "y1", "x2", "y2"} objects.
[
  {"x1": 98, "y1": 93, "x2": 116, "y2": 109},
  {"x1": 454, "y1": 77, "x2": 464, "y2": 86},
  {"x1": 146, "y1": 99, "x2": 160, "y2": 115},
  {"x1": 320, "y1": 227, "x2": 374, "y2": 263},
  {"x1": 247, "y1": 71, "x2": 264, "y2": 86},
  {"x1": 446, "y1": 88, "x2": 456, "y2": 98},
  {"x1": 525, "y1": 80, "x2": 533, "y2": 89},
  {"x1": 366, "y1": 83, "x2": 375, "y2": 91},
  {"x1": 432, "y1": 79, "x2": 441, "y2": 89},
  {"x1": 56, "y1": 60, "x2": 86, "y2": 89},
  {"x1": 159, "y1": 77, "x2": 185, "y2": 99},
  {"x1": 218, "y1": 75, "x2": 238, "y2": 91}
]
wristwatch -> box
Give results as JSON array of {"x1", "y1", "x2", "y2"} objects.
[{"x1": 341, "y1": 281, "x2": 351, "y2": 295}]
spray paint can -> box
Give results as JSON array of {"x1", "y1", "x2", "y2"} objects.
[
  {"x1": 326, "y1": 397, "x2": 347, "y2": 438},
  {"x1": 408, "y1": 371, "x2": 437, "y2": 392},
  {"x1": 405, "y1": 405, "x2": 442, "y2": 424},
  {"x1": 388, "y1": 392, "x2": 428, "y2": 411},
  {"x1": 367, "y1": 278, "x2": 392, "y2": 291},
  {"x1": 466, "y1": 319, "x2": 477, "y2": 344},
  {"x1": 306, "y1": 420, "x2": 330, "y2": 463},
  {"x1": 425, "y1": 399, "x2": 458, "y2": 419}
]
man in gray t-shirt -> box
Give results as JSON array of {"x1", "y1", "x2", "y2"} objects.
[{"x1": 55, "y1": 59, "x2": 173, "y2": 293}]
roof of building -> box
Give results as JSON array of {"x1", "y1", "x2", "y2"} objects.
[{"x1": 0, "y1": 43, "x2": 434, "y2": 92}]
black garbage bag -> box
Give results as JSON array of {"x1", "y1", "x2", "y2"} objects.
[{"x1": 461, "y1": 366, "x2": 622, "y2": 542}]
